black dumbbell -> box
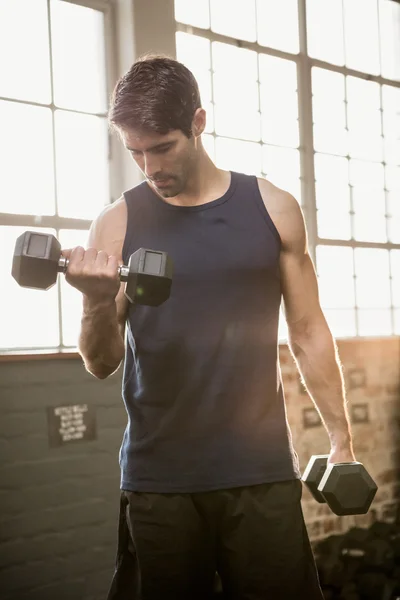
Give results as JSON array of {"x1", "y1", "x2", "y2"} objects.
[
  {"x1": 12, "y1": 231, "x2": 173, "y2": 307},
  {"x1": 301, "y1": 455, "x2": 378, "y2": 516}
]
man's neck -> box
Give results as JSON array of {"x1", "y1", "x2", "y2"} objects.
[{"x1": 159, "y1": 154, "x2": 231, "y2": 208}]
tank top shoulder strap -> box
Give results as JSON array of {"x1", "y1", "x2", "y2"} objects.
[{"x1": 232, "y1": 172, "x2": 282, "y2": 248}]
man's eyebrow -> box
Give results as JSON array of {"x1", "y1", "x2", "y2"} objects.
[{"x1": 126, "y1": 141, "x2": 174, "y2": 152}]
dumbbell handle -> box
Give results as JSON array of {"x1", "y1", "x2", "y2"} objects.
[{"x1": 58, "y1": 257, "x2": 130, "y2": 282}]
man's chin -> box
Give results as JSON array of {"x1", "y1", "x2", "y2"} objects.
[
  {"x1": 153, "y1": 183, "x2": 180, "y2": 198},
  {"x1": 160, "y1": 189, "x2": 179, "y2": 198}
]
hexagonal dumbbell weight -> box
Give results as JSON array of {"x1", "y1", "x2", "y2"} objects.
[
  {"x1": 12, "y1": 231, "x2": 173, "y2": 307},
  {"x1": 301, "y1": 455, "x2": 378, "y2": 516}
]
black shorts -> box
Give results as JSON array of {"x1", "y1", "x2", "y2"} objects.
[{"x1": 106, "y1": 479, "x2": 324, "y2": 600}]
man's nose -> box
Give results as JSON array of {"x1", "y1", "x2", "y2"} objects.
[{"x1": 144, "y1": 155, "x2": 161, "y2": 180}]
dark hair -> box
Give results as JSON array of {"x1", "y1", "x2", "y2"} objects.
[{"x1": 108, "y1": 55, "x2": 201, "y2": 138}]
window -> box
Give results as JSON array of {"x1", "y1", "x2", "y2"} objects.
[
  {"x1": 0, "y1": 0, "x2": 113, "y2": 352},
  {"x1": 175, "y1": 0, "x2": 400, "y2": 340}
]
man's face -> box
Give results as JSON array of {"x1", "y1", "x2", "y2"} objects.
[{"x1": 121, "y1": 128, "x2": 198, "y2": 198}]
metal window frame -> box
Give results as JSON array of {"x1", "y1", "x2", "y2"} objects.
[
  {"x1": 0, "y1": 0, "x2": 120, "y2": 354},
  {"x1": 176, "y1": 0, "x2": 400, "y2": 338}
]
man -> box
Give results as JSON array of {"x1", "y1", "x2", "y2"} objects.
[{"x1": 64, "y1": 56, "x2": 355, "y2": 599}]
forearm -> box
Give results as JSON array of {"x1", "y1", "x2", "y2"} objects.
[
  {"x1": 289, "y1": 325, "x2": 353, "y2": 452},
  {"x1": 78, "y1": 298, "x2": 125, "y2": 379}
]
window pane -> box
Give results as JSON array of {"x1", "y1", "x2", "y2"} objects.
[
  {"x1": 196, "y1": 72, "x2": 213, "y2": 106},
  {"x1": 212, "y1": 44, "x2": 260, "y2": 141},
  {"x1": 313, "y1": 124, "x2": 348, "y2": 157},
  {"x1": 176, "y1": 33, "x2": 212, "y2": 108},
  {"x1": 59, "y1": 229, "x2": 89, "y2": 347},
  {"x1": 348, "y1": 129, "x2": 383, "y2": 163},
  {"x1": 358, "y1": 310, "x2": 392, "y2": 336},
  {"x1": 214, "y1": 104, "x2": 260, "y2": 141},
  {"x1": 347, "y1": 76, "x2": 381, "y2": 116},
  {"x1": 318, "y1": 276, "x2": 355, "y2": 309},
  {"x1": 312, "y1": 70, "x2": 346, "y2": 124},
  {"x1": 0, "y1": 0, "x2": 51, "y2": 103},
  {"x1": 315, "y1": 182, "x2": 351, "y2": 213},
  {"x1": 0, "y1": 101, "x2": 55, "y2": 215},
  {"x1": 394, "y1": 309, "x2": 400, "y2": 335},
  {"x1": 382, "y1": 86, "x2": 400, "y2": 174},
  {"x1": 354, "y1": 247, "x2": 390, "y2": 278},
  {"x1": 317, "y1": 209, "x2": 351, "y2": 240},
  {"x1": 316, "y1": 246, "x2": 354, "y2": 278},
  {"x1": 213, "y1": 43, "x2": 258, "y2": 80},
  {"x1": 347, "y1": 77, "x2": 383, "y2": 161},
  {"x1": 386, "y1": 166, "x2": 400, "y2": 191},
  {"x1": 349, "y1": 160, "x2": 385, "y2": 188},
  {"x1": 262, "y1": 145, "x2": 301, "y2": 200},
  {"x1": 391, "y1": 250, "x2": 400, "y2": 306},
  {"x1": 202, "y1": 134, "x2": 215, "y2": 161},
  {"x1": 215, "y1": 137, "x2": 262, "y2": 175},
  {"x1": 379, "y1": 0, "x2": 400, "y2": 82},
  {"x1": 388, "y1": 191, "x2": 400, "y2": 218},
  {"x1": 354, "y1": 248, "x2": 391, "y2": 308},
  {"x1": 1, "y1": 226, "x2": 59, "y2": 350},
  {"x1": 314, "y1": 154, "x2": 350, "y2": 212},
  {"x1": 213, "y1": 76, "x2": 259, "y2": 113},
  {"x1": 259, "y1": 54, "x2": 297, "y2": 90},
  {"x1": 259, "y1": 56, "x2": 298, "y2": 148},
  {"x1": 343, "y1": 0, "x2": 380, "y2": 75},
  {"x1": 55, "y1": 111, "x2": 109, "y2": 220},
  {"x1": 210, "y1": 0, "x2": 257, "y2": 42},
  {"x1": 382, "y1": 86, "x2": 400, "y2": 149},
  {"x1": 306, "y1": 0, "x2": 344, "y2": 65},
  {"x1": 51, "y1": 1, "x2": 107, "y2": 113},
  {"x1": 356, "y1": 277, "x2": 392, "y2": 309},
  {"x1": 176, "y1": 34, "x2": 213, "y2": 125},
  {"x1": 176, "y1": 33, "x2": 211, "y2": 72},
  {"x1": 388, "y1": 217, "x2": 400, "y2": 244},
  {"x1": 261, "y1": 101, "x2": 299, "y2": 147},
  {"x1": 256, "y1": 0, "x2": 299, "y2": 53},
  {"x1": 312, "y1": 69, "x2": 347, "y2": 157},
  {"x1": 174, "y1": 0, "x2": 210, "y2": 28},
  {"x1": 384, "y1": 137, "x2": 400, "y2": 167},
  {"x1": 353, "y1": 188, "x2": 387, "y2": 243},
  {"x1": 316, "y1": 246, "x2": 355, "y2": 308},
  {"x1": 393, "y1": 275, "x2": 400, "y2": 307},
  {"x1": 324, "y1": 309, "x2": 357, "y2": 338}
]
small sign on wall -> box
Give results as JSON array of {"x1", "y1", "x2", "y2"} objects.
[
  {"x1": 302, "y1": 407, "x2": 322, "y2": 429},
  {"x1": 347, "y1": 368, "x2": 367, "y2": 390},
  {"x1": 350, "y1": 403, "x2": 370, "y2": 424},
  {"x1": 47, "y1": 403, "x2": 97, "y2": 448}
]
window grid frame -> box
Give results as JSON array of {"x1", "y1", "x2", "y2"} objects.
[
  {"x1": 0, "y1": 0, "x2": 118, "y2": 354},
  {"x1": 176, "y1": 0, "x2": 400, "y2": 338}
]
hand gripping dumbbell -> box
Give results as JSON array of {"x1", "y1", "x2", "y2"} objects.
[
  {"x1": 12, "y1": 231, "x2": 173, "y2": 307},
  {"x1": 301, "y1": 455, "x2": 378, "y2": 516}
]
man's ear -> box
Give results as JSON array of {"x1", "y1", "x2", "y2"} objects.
[{"x1": 192, "y1": 107, "x2": 206, "y2": 137}]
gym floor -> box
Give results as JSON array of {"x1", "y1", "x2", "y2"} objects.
[{"x1": 1, "y1": 1, "x2": 399, "y2": 599}]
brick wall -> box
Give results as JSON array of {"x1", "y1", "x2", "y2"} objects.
[
  {"x1": 0, "y1": 359, "x2": 125, "y2": 600},
  {"x1": 0, "y1": 337, "x2": 399, "y2": 598}
]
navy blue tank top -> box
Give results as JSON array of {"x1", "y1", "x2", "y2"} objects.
[{"x1": 120, "y1": 171, "x2": 300, "y2": 492}]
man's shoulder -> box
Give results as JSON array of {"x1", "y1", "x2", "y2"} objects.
[
  {"x1": 97, "y1": 196, "x2": 127, "y2": 228},
  {"x1": 88, "y1": 197, "x2": 128, "y2": 257},
  {"x1": 256, "y1": 177, "x2": 305, "y2": 251}
]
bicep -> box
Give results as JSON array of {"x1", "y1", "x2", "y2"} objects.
[
  {"x1": 278, "y1": 198, "x2": 325, "y2": 337},
  {"x1": 280, "y1": 248, "x2": 323, "y2": 336},
  {"x1": 86, "y1": 203, "x2": 129, "y2": 337},
  {"x1": 257, "y1": 178, "x2": 327, "y2": 339}
]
